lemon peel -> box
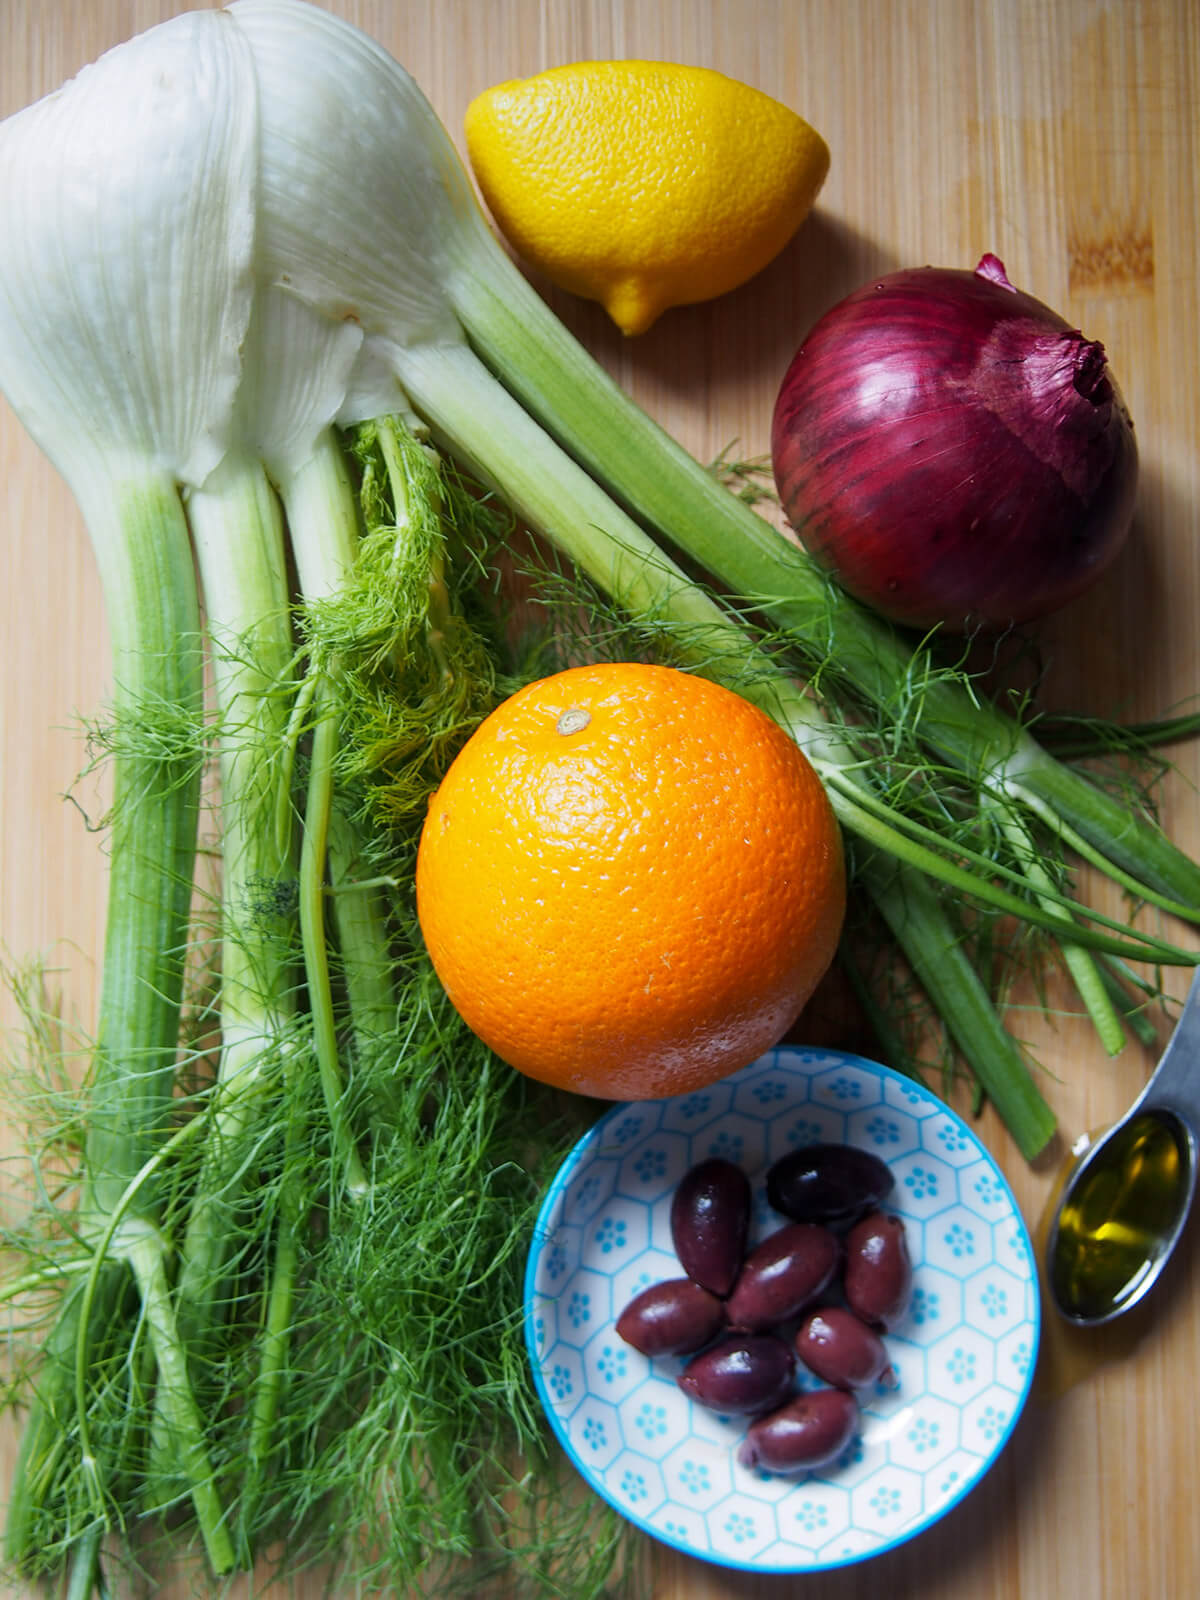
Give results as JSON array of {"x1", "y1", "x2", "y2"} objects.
[{"x1": 464, "y1": 60, "x2": 830, "y2": 335}]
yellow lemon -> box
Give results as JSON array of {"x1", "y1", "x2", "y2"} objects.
[{"x1": 464, "y1": 61, "x2": 830, "y2": 336}]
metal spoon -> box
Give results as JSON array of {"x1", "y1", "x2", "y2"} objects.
[{"x1": 1046, "y1": 969, "x2": 1200, "y2": 1327}]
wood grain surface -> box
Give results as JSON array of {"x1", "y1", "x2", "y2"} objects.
[{"x1": 2, "y1": 2, "x2": 1198, "y2": 1597}]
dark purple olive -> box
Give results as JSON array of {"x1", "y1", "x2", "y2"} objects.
[
  {"x1": 677, "y1": 1334, "x2": 795, "y2": 1415},
  {"x1": 843, "y1": 1211, "x2": 913, "y2": 1330},
  {"x1": 615, "y1": 1278, "x2": 726, "y2": 1357},
  {"x1": 795, "y1": 1306, "x2": 895, "y2": 1390},
  {"x1": 725, "y1": 1223, "x2": 840, "y2": 1331},
  {"x1": 766, "y1": 1143, "x2": 895, "y2": 1228},
  {"x1": 670, "y1": 1158, "x2": 751, "y2": 1297},
  {"x1": 737, "y1": 1388, "x2": 859, "y2": 1475}
]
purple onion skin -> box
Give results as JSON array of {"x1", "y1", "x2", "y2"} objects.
[
  {"x1": 843, "y1": 1212, "x2": 913, "y2": 1330},
  {"x1": 737, "y1": 1388, "x2": 859, "y2": 1475},
  {"x1": 771, "y1": 255, "x2": 1139, "y2": 631},
  {"x1": 725, "y1": 1222, "x2": 840, "y2": 1331},
  {"x1": 615, "y1": 1277, "x2": 726, "y2": 1357},
  {"x1": 677, "y1": 1333, "x2": 796, "y2": 1415},
  {"x1": 670, "y1": 1158, "x2": 751, "y2": 1297}
]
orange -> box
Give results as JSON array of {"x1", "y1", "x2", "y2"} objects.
[{"x1": 415, "y1": 662, "x2": 845, "y2": 1101}]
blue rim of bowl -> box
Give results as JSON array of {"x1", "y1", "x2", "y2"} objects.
[{"x1": 523, "y1": 1045, "x2": 1041, "y2": 1574}]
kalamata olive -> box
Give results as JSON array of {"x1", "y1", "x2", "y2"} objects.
[
  {"x1": 766, "y1": 1143, "x2": 895, "y2": 1228},
  {"x1": 795, "y1": 1306, "x2": 895, "y2": 1389},
  {"x1": 843, "y1": 1211, "x2": 913, "y2": 1329},
  {"x1": 725, "y1": 1223, "x2": 840, "y2": 1331},
  {"x1": 670, "y1": 1158, "x2": 751, "y2": 1297},
  {"x1": 677, "y1": 1333, "x2": 795, "y2": 1415},
  {"x1": 737, "y1": 1388, "x2": 859, "y2": 1475},
  {"x1": 615, "y1": 1278, "x2": 726, "y2": 1357}
]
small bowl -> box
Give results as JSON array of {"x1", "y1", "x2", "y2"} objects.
[{"x1": 524, "y1": 1046, "x2": 1039, "y2": 1573}]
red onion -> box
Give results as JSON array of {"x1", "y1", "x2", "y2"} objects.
[{"x1": 771, "y1": 255, "x2": 1138, "y2": 631}]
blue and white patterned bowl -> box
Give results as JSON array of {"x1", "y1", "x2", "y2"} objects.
[{"x1": 524, "y1": 1046, "x2": 1039, "y2": 1573}]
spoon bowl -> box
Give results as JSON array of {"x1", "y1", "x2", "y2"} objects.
[
  {"x1": 1046, "y1": 972, "x2": 1200, "y2": 1327},
  {"x1": 1047, "y1": 1108, "x2": 1197, "y2": 1326}
]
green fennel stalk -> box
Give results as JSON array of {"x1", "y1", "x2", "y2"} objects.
[
  {"x1": 274, "y1": 421, "x2": 415, "y2": 1190},
  {"x1": 142, "y1": 453, "x2": 300, "y2": 1523},
  {"x1": 3, "y1": 481, "x2": 231, "y2": 1577}
]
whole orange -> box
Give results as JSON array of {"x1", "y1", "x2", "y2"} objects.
[{"x1": 415, "y1": 663, "x2": 845, "y2": 1100}]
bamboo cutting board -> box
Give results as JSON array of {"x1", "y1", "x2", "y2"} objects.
[{"x1": 2, "y1": 3, "x2": 1198, "y2": 1597}]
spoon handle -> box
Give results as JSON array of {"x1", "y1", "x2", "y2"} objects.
[{"x1": 1136, "y1": 969, "x2": 1200, "y2": 1124}]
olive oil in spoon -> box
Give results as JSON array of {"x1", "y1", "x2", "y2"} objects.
[
  {"x1": 1046, "y1": 971, "x2": 1200, "y2": 1327},
  {"x1": 1050, "y1": 1112, "x2": 1189, "y2": 1323}
]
